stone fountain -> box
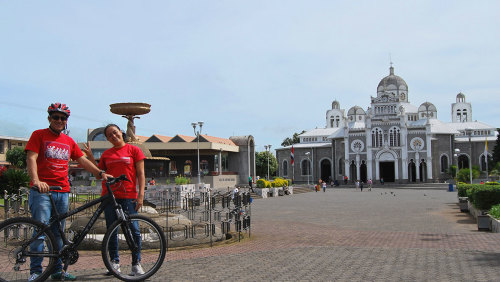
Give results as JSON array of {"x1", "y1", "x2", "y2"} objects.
[{"x1": 109, "y1": 102, "x2": 151, "y2": 143}]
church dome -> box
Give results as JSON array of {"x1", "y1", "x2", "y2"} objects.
[
  {"x1": 347, "y1": 106, "x2": 365, "y2": 116},
  {"x1": 456, "y1": 92, "x2": 466, "y2": 103},
  {"x1": 418, "y1": 102, "x2": 437, "y2": 119},
  {"x1": 332, "y1": 100, "x2": 340, "y2": 110},
  {"x1": 377, "y1": 66, "x2": 408, "y2": 94}
]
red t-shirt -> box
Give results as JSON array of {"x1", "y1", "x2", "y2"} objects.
[
  {"x1": 25, "y1": 128, "x2": 84, "y2": 193},
  {"x1": 98, "y1": 144, "x2": 145, "y2": 199}
]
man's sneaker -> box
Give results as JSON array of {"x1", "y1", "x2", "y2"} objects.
[
  {"x1": 28, "y1": 272, "x2": 41, "y2": 281},
  {"x1": 50, "y1": 271, "x2": 76, "y2": 281},
  {"x1": 129, "y1": 263, "x2": 145, "y2": 276},
  {"x1": 106, "y1": 261, "x2": 121, "y2": 275}
]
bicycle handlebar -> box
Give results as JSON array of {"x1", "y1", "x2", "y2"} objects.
[
  {"x1": 31, "y1": 186, "x2": 63, "y2": 192},
  {"x1": 30, "y1": 175, "x2": 129, "y2": 193},
  {"x1": 105, "y1": 174, "x2": 130, "y2": 185}
]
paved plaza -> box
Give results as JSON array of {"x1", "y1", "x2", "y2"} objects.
[{"x1": 69, "y1": 187, "x2": 500, "y2": 281}]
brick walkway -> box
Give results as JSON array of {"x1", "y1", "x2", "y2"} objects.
[{"x1": 70, "y1": 188, "x2": 500, "y2": 281}]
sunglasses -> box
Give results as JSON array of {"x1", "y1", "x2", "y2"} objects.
[{"x1": 51, "y1": 115, "x2": 68, "y2": 121}]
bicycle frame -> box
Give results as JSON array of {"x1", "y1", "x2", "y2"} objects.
[{"x1": 20, "y1": 180, "x2": 138, "y2": 264}]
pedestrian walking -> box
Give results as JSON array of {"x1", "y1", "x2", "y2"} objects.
[
  {"x1": 248, "y1": 175, "x2": 254, "y2": 193},
  {"x1": 355, "y1": 180, "x2": 360, "y2": 190},
  {"x1": 360, "y1": 181, "x2": 364, "y2": 192},
  {"x1": 322, "y1": 181, "x2": 327, "y2": 192},
  {"x1": 368, "y1": 179, "x2": 373, "y2": 191}
]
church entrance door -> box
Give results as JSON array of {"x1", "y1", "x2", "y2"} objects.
[
  {"x1": 320, "y1": 159, "x2": 331, "y2": 182},
  {"x1": 379, "y1": 161, "x2": 395, "y2": 182},
  {"x1": 408, "y1": 161, "x2": 416, "y2": 182},
  {"x1": 360, "y1": 162, "x2": 367, "y2": 183}
]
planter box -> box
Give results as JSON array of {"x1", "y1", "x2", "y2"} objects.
[
  {"x1": 490, "y1": 215, "x2": 500, "y2": 233},
  {"x1": 478, "y1": 214, "x2": 491, "y2": 231},
  {"x1": 458, "y1": 197, "x2": 469, "y2": 212},
  {"x1": 255, "y1": 188, "x2": 269, "y2": 198},
  {"x1": 468, "y1": 201, "x2": 491, "y2": 231}
]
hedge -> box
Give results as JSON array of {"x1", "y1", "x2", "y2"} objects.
[{"x1": 463, "y1": 184, "x2": 500, "y2": 210}]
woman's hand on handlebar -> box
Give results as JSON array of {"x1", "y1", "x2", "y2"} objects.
[{"x1": 100, "y1": 173, "x2": 113, "y2": 182}]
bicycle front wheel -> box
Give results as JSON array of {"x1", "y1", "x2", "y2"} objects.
[
  {"x1": 0, "y1": 217, "x2": 58, "y2": 282},
  {"x1": 101, "y1": 214, "x2": 166, "y2": 281}
]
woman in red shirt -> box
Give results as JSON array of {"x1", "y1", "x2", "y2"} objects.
[{"x1": 84, "y1": 124, "x2": 145, "y2": 276}]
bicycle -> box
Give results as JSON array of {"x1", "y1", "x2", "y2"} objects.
[{"x1": 0, "y1": 175, "x2": 167, "y2": 282}]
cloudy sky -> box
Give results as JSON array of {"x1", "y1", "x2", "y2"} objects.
[{"x1": 1, "y1": 1, "x2": 499, "y2": 152}]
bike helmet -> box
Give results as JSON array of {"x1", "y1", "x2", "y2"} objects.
[{"x1": 47, "y1": 103, "x2": 71, "y2": 116}]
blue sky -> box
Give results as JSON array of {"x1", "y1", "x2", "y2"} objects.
[{"x1": 1, "y1": 1, "x2": 499, "y2": 153}]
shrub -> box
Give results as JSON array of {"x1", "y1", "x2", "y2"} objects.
[
  {"x1": 256, "y1": 179, "x2": 267, "y2": 188},
  {"x1": 490, "y1": 204, "x2": 500, "y2": 219},
  {"x1": 485, "y1": 182, "x2": 499, "y2": 185},
  {"x1": 286, "y1": 179, "x2": 292, "y2": 186},
  {"x1": 272, "y1": 178, "x2": 287, "y2": 187},
  {"x1": 175, "y1": 176, "x2": 188, "y2": 185},
  {"x1": 457, "y1": 184, "x2": 472, "y2": 197},
  {"x1": 467, "y1": 185, "x2": 500, "y2": 210},
  {"x1": 265, "y1": 180, "x2": 272, "y2": 188},
  {"x1": 0, "y1": 168, "x2": 30, "y2": 195}
]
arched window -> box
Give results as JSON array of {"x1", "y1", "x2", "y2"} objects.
[
  {"x1": 389, "y1": 127, "x2": 400, "y2": 147},
  {"x1": 440, "y1": 155, "x2": 449, "y2": 173},
  {"x1": 301, "y1": 159, "x2": 311, "y2": 176},
  {"x1": 283, "y1": 160, "x2": 288, "y2": 177},
  {"x1": 371, "y1": 128, "x2": 383, "y2": 147}
]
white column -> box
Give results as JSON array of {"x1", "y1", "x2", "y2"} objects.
[
  {"x1": 426, "y1": 125, "x2": 433, "y2": 180},
  {"x1": 356, "y1": 154, "x2": 361, "y2": 180},
  {"x1": 415, "y1": 152, "x2": 420, "y2": 181}
]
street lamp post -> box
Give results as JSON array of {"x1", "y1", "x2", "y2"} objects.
[
  {"x1": 192, "y1": 121, "x2": 204, "y2": 185},
  {"x1": 454, "y1": 148, "x2": 460, "y2": 184},
  {"x1": 305, "y1": 152, "x2": 311, "y2": 186},
  {"x1": 264, "y1": 145, "x2": 272, "y2": 180},
  {"x1": 465, "y1": 128, "x2": 473, "y2": 184}
]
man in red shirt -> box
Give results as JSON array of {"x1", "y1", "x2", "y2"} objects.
[{"x1": 25, "y1": 103, "x2": 110, "y2": 281}]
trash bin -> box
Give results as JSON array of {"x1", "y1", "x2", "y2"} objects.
[{"x1": 448, "y1": 183, "x2": 453, "y2": 192}]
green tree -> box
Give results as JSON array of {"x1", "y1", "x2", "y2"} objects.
[
  {"x1": 1, "y1": 147, "x2": 29, "y2": 195},
  {"x1": 0, "y1": 169, "x2": 30, "y2": 195},
  {"x1": 492, "y1": 128, "x2": 500, "y2": 168},
  {"x1": 281, "y1": 130, "x2": 306, "y2": 147},
  {"x1": 256, "y1": 151, "x2": 278, "y2": 179},
  {"x1": 457, "y1": 168, "x2": 480, "y2": 183},
  {"x1": 447, "y1": 165, "x2": 457, "y2": 179},
  {"x1": 6, "y1": 146, "x2": 27, "y2": 169}
]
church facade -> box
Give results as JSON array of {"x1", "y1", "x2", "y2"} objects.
[{"x1": 276, "y1": 66, "x2": 496, "y2": 184}]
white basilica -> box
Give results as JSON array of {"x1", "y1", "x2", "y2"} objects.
[{"x1": 276, "y1": 65, "x2": 496, "y2": 183}]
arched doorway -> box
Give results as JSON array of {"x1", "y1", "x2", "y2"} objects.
[
  {"x1": 320, "y1": 159, "x2": 332, "y2": 183},
  {"x1": 408, "y1": 159, "x2": 416, "y2": 182},
  {"x1": 360, "y1": 161, "x2": 367, "y2": 182},
  {"x1": 458, "y1": 155, "x2": 469, "y2": 169},
  {"x1": 378, "y1": 151, "x2": 396, "y2": 182},
  {"x1": 350, "y1": 161, "x2": 357, "y2": 182},
  {"x1": 419, "y1": 159, "x2": 427, "y2": 182}
]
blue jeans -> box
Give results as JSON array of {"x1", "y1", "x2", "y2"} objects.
[
  {"x1": 104, "y1": 199, "x2": 141, "y2": 265},
  {"x1": 29, "y1": 190, "x2": 69, "y2": 274}
]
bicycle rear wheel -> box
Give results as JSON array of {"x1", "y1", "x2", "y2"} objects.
[
  {"x1": 0, "y1": 217, "x2": 58, "y2": 282},
  {"x1": 101, "y1": 214, "x2": 166, "y2": 281}
]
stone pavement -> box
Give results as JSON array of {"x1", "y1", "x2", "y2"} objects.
[{"x1": 70, "y1": 187, "x2": 500, "y2": 281}]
